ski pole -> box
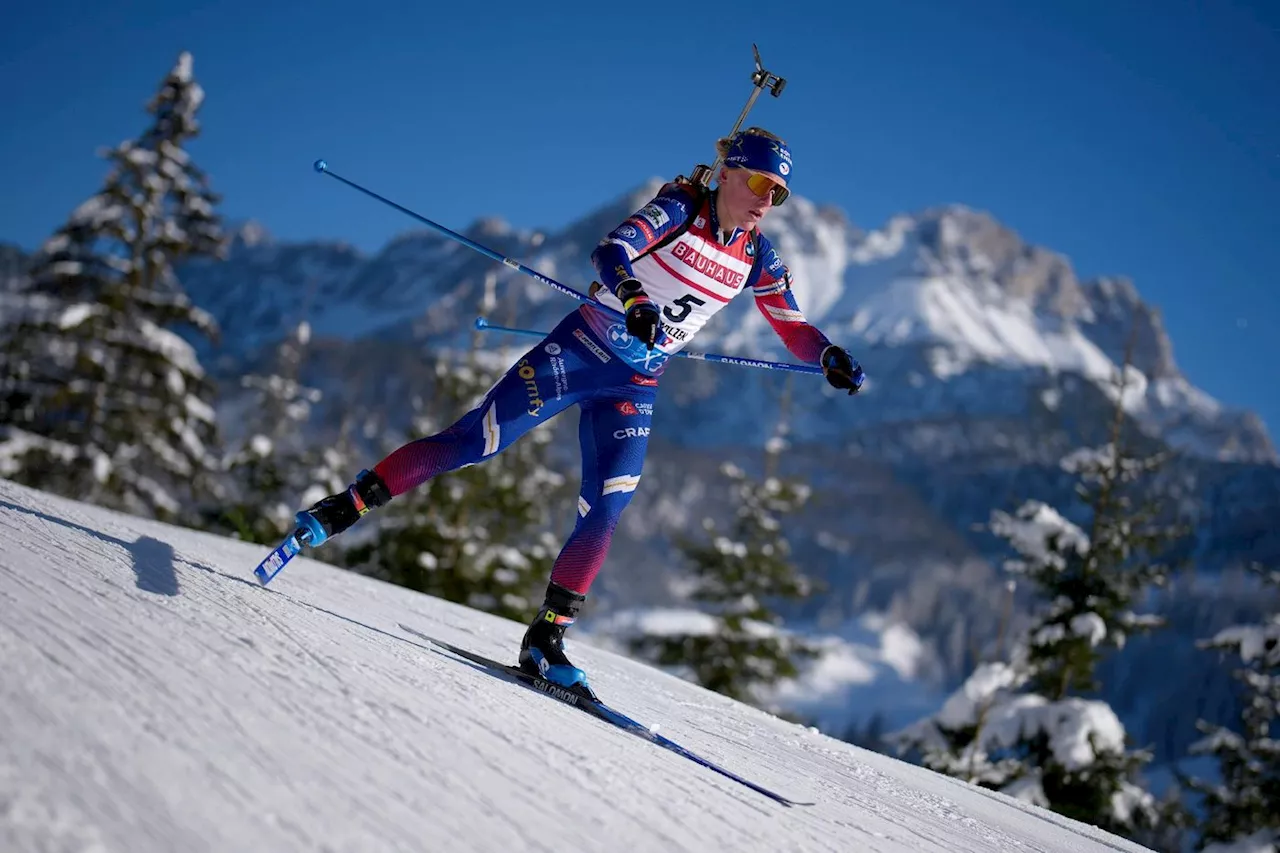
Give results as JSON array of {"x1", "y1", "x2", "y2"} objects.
[
  {"x1": 313, "y1": 159, "x2": 824, "y2": 376},
  {"x1": 314, "y1": 159, "x2": 614, "y2": 317},
  {"x1": 474, "y1": 318, "x2": 823, "y2": 375}
]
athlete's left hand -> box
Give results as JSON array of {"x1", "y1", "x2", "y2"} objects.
[{"x1": 821, "y1": 345, "x2": 865, "y2": 395}]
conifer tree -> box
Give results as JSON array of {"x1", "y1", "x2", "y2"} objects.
[
  {"x1": 202, "y1": 320, "x2": 350, "y2": 544},
  {"x1": 890, "y1": 354, "x2": 1185, "y2": 842},
  {"x1": 0, "y1": 51, "x2": 225, "y2": 519},
  {"x1": 628, "y1": 376, "x2": 819, "y2": 705},
  {"x1": 1186, "y1": 563, "x2": 1280, "y2": 852}
]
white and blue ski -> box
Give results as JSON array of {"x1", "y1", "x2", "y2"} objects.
[
  {"x1": 252, "y1": 512, "x2": 327, "y2": 585},
  {"x1": 398, "y1": 623, "x2": 814, "y2": 808},
  {"x1": 251, "y1": 528, "x2": 311, "y2": 585}
]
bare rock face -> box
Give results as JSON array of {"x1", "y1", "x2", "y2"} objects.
[
  {"x1": 911, "y1": 205, "x2": 1089, "y2": 320},
  {"x1": 1079, "y1": 275, "x2": 1180, "y2": 380}
]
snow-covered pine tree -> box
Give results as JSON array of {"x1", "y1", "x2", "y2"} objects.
[
  {"x1": 889, "y1": 353, "x2": 1183, "y2": 842},
  {"x1": 627, "y1": 378, "x2": 819, "y2": 706},
  {"x1": 199, "y1": 320, "x2": 351, "y2": 544},
  {"x1": 0, "y1": 51, "x2": 225, "y2": 519},
  {"x1": 342, "y1": 333, "x2": 569, "y2": 622},
  {"x1": 1186, "y1": 563, "x2": 1280, "y2": 853}
]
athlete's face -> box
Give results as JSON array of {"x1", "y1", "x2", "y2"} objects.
[{"x1": 718, "y1": 167, "x2": 785, "y2": 232}]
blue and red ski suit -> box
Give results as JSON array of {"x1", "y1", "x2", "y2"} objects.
[{"x1": 371, "y1": 181, "x2": 835, "y2": 594}]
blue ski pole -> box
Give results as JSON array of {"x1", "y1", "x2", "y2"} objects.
[
  {"x1": 312, "y1": 159, "x2": 824, "y2": 377},
  {"x1": 314, "y1": 159, "x2": 607, "y2": 313},
  {"x1": 473, "y1": 318, "x2": 822, "y2": 374}
]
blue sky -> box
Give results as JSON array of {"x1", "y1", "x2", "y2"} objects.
[{"x1": 2, "y1": 0, "x2": 1277, "y2": 436}]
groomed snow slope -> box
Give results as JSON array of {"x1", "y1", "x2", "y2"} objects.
[{"x1": 0, "y1": 478, "x2": 1152, "y2": 853}]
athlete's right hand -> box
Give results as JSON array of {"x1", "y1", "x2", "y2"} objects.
[{"x1": 617, "y1": 279, "x2": 662, "y2": 350}]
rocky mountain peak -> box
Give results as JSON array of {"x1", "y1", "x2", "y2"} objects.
[
  {"x1": 896, "y1": 205, "x2": 1087, "y2": 319},
  {"x1": 1078, "y1": 275, "x2": 1179, "y2": 380},
  {"x1": 0, "y1": 183, "x2": 1272, "y2": 463}
]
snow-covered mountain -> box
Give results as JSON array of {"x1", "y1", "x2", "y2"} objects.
[
  {"x1": 176, "y1": 183, "x2": 1273, "y2": 464},
  {"x1": 7, "y1": 181, "x2": 1270, "y2": 461},
  {"x1": 0, "y1": 478, "x2": 1156, "y2": 853}
]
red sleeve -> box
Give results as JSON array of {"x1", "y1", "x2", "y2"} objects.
[{"x1": 748, "y1": 233, "x2": 833, "y2": 365}]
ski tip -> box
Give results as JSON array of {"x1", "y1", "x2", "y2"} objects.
[
  {"x1": 398, "y1": 623, "x2": 433, "y2": 645},
  {"x1": 313, "y1": 158, "x2": 328, "y2": 173},
  {"x1": 253, "y1": 560, "x2": 282, "y2": 586},
  {"x1": 251, "y1": 532, "x2": 306, "y2": 586}
]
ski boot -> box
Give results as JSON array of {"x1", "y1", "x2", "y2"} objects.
[
  {"x1": 295, "y1": 468, "x2": 392, "y2": 548},
  {"x1": 519, "y1": 581, "x2": 596, "y2": 700}
]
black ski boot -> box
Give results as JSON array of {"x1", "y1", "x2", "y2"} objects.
[
  {"x1": 519, "y1": 581, "x2": 595, "y2": 698},
  {"x1": 295, "y1": 468, "x2": 391, "y2": 547}
]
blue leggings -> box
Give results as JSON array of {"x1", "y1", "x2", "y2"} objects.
[{"x1": 373, "y1": 309, "x2": 658, "y2": 594}]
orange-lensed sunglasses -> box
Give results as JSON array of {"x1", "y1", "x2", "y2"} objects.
[{"x1": 743, "y1": 171, "x2": 790, "y2": 206}]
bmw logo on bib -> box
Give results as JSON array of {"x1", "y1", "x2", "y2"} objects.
[
  {"x1": 606, "y1": 322, "x2": 669, "y2": 372},
  {"x1": 607, "y1": 324, "x2": 632, "y2": 347}
]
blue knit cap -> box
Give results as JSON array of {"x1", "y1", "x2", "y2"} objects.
[{"x1": 723, "y1": 131, "x2": 793, "y2": 187}]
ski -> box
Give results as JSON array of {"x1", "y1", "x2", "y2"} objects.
[
  {"x1": 253, "y1": 512, "x2": 325, "y2": 585},
  {"x1": 252, "y1": 529, "x2": 306, "y2": 585},
  {"x1": 398, "y1": 623, "x2": 814, "y2": 808}
]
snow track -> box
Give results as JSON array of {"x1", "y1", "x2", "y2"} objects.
[{"x1": 0, "y1": 479, "x2": 1151, "y2": 852}]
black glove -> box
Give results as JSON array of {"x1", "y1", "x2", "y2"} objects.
[
  {"x1": 616, "y1": 279, "x2": 661, "y2": 350},
  {"x1": 821, "y1": 345, "x2": 865, "y2": 395}
]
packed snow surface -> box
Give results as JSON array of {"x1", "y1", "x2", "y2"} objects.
[{"x1": 0, "y1": 478, "x2": 1151, "y2": 852}]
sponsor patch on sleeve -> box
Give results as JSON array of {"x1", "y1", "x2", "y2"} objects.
[{"x1": 638, "y1": 203, "x2": 669, "y2": 231}]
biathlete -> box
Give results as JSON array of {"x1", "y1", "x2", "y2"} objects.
[{"x1": 295, "y1": 127, "x2": 865, "y2": 698}]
